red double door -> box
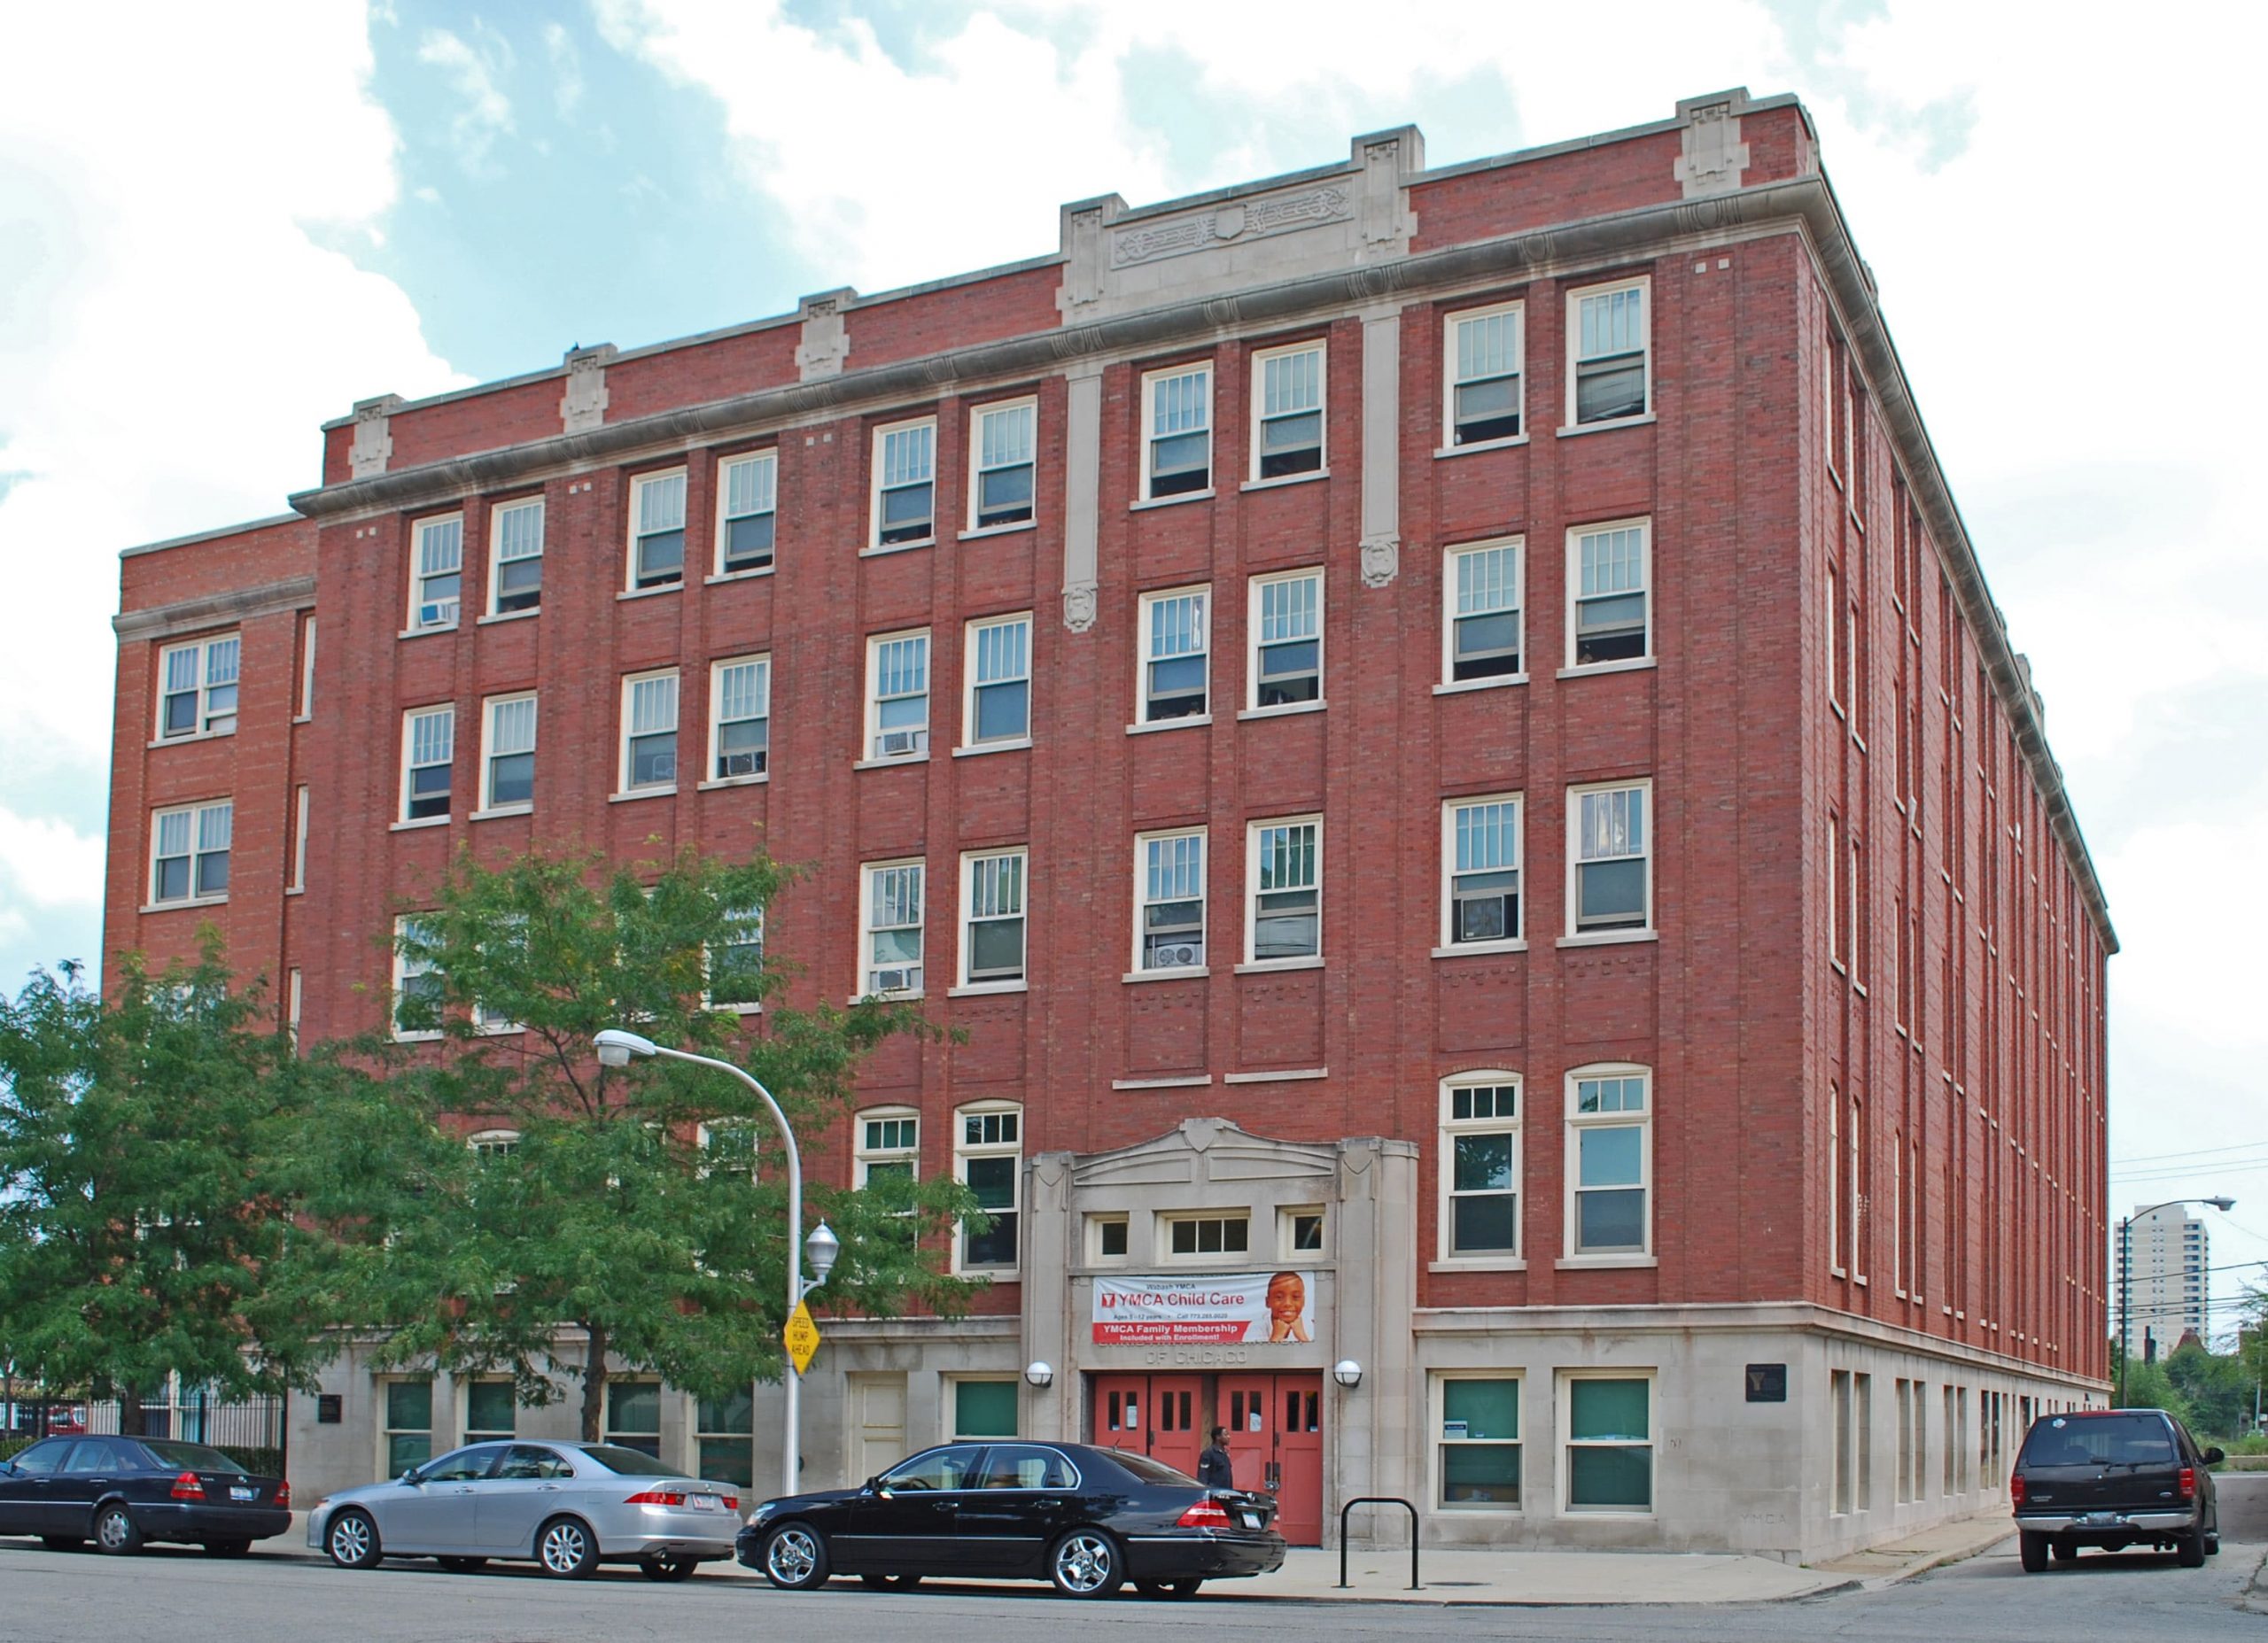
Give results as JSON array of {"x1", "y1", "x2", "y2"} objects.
[{"x1": 1091, "y1": 1372, "x2": 1323, "y2": 1546}]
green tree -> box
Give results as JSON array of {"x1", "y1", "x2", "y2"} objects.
[
  {"x1": 0, "y1": 947, "x2": 348, "y2": 1428},
  {"x1": 2164, "y1": 1339, "x2": 2250, "y2": 1437},
  {"x1": 353, "y1": 846, "x2": 977, "y2": 1442}
]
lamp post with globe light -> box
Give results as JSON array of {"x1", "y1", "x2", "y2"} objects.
[{"x1": 2118, "y1": 1196, "x2": 2234, "y2": 1406}]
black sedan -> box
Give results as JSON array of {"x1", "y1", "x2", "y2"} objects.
[
  {"x1": 738, "y1": 1441, "x2": 1284, "y2": 1598},
  {"x1": 0, "y1": 1434, "x2": 291, "y2": 1554}
]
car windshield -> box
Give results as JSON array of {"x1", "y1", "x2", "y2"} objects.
[
  {"x1": 1109, "y1": 1450, "x2": 1201, "y2": 1487},
  {"x1": 577, "y1": 1445, "x2": 682, "y2": 1476},
  {"x1": 138, "y1": 1439, "x2": 250, "y2": 1476},
  {"x1": 2022, "y1": 1414, "x2": 2175, "y2": 1468}
]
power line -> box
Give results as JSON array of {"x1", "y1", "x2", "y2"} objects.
[{"x1": 2111, "y1": 1140, "x2": 2268, "y2": 1166}]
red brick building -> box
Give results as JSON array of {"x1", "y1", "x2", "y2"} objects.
[{"x1": 105, "y1": 89, "x2": 2111, "y2": 1558}]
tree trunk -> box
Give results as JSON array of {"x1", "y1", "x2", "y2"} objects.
[
  {"x1": 579, "y1": 1323, "x2": 607, "y2": 1444},
  {"x1": 116, "y1": 1383, "x2": 146, "y2": 1437}
]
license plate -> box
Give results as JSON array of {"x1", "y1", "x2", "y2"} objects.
[
  {"x1": 229, "y1": 1486, "x2": 256, "y2": 1502},
  {"x1": 1240, "y1": 1511, "x2": 1263, "y2": 1530},
  {"x1": 690, "y1": 1494, "x2": 718, "y2": 1511},
  {"x1": 2081, "y1": 1513, "x2": 2122, "y2": 1527}
]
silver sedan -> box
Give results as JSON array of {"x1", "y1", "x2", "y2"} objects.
[{"x1": 307, "y1": 1440, "x2": 741, "y2": 1580}]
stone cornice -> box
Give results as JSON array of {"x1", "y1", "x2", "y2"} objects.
[{"x1": 113, "y1": 574, "x2": 315, "y2": 639}]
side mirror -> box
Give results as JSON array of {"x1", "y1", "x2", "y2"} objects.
[
  {"x1": 861, "y1": 1476, "x2": 880, "y2": 1493},
  {"x1": 2205, "y1": 1446, "x2": 2225, "y2": 1465},
  {"x1": 400, "y1": 1468, "x2": 421, "y2": 1484},
  {"x1": 0, "y1": 1460, "x2": 14, "y2": 1476}
]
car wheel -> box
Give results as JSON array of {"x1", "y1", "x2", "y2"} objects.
[
  {"x1": 2018, "y1": 1531, "x2": 2047, "y2": 1573},
  {"x1": 204, "y1": 1539, "x2": 252, "y2": 1558},
  {"x1": 536, "y1": 1516, "x2": 600, "y2": 1578},
  {"x1": 860, "y1": 1571, "x2": 921, "y2": 1591},
  {"x1": 761, "y1": 1522, "x2": 829, "y2": 1591},
  {"x1": 2050, "y1": 1542, "x2": 2078, "y2": 1562},
  {"x1": 2206, "y1": 1531, "x2": 2221, "y2": 1555},
  {"x1": 38, "y1": 1536, "x2": 82, "y2": 1552},
  {"x1": 438, "y1": 1556, "x2": 489, "y2": 1573},
  {"x1": 1163, "y1": 1579, "x2": 1201, "y2": 1599},
  {"x1": 2177, "y1": 1532, "x2": 2206, "y2": 1568},
  {"x1": 641, "y1": 1556, "x2": 698, "y2": 1582},
  {"x1": 1049, "y1": 1529, "x2": 1124, "y2": 1599},
  {"x1": 326, "y1": 1507, "x2": 383, "y2": 1569},
  {"x1": 93, "y1": 1504, "x2": 143, "y2": 1556}
]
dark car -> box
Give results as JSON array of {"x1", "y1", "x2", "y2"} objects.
[
  {"x1": 0, "y1": 1435, "x2": 291, "y2": 1555},
  {"x1": 2010, "y1": 1407, "x2": 2222, "y2": 1571},
  {"x1": 738, "y1": 1440, "x2": 1285, "y2": 1599}
]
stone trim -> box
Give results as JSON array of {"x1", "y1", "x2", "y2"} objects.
[
  {"x1": 113, "y1": 574, "x2": 316, "y2": 639},
  {"x1": 559, "y1": 343, "x2": 615, "y2": 432},
  {"x1": 348, "y1": 394, "x2": 401, "y2": 478}
]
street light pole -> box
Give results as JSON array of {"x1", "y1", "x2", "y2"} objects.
[
  {"x1": 594, "y1": 1028, "x2": 835, "y2": 1500},
  {"x1": 2117, "y1": 1195, "x2": 2235, "y2": 1407}
]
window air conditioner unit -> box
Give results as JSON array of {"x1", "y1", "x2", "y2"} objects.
[
  {"x1": 877, "y1": 729, "x2": 928, "y2": 758},
  {"x1": 872, "y1": 967, "x2": 920, "y2": 995},
  {"x1": 1151, "y1": 942, "x2": 1204, "y2": 968}
]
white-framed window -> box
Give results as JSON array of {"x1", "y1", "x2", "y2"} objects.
[
  {"x1": 1248, "y1": 569, "x2": 1322, "y2": 709},
  {"x1": 606, "y1": 1382, "x2": 662, "y2": 1458},
  {"x1": 1444, "y1": 301, "x2": 1524, "y2": 446},
  {"x1": 709, "y1": 655, "x2": 771, "y2": 779},
  {"x1": 1442, "y1": 795, "x2": 1521, "y2": 947},
  {"x1": 697, "y1": 1390, "x2": 755, "y2": 1492},
  {"x1": 865, "y1": 629, "x2": 930, "y2": 760},
  {"x1": 1134, "y1": 828, "x2": 1207, "y2": 973},
  {"x1": 1246, "y1": 816, "x2": 1321, "y2": 963},
  {"x1": 401, "y1": 706, "x2": 454, "y2": 822},
  {"x1": 618, "y1": 670, "x2": 679, "y2": 793},
  {"x1": 1138, "y1": 585, "x2": 1208, "y2": 723},
  {"x1": 1161, "y1": 1212, "x2": 1250, "y2": 1259},
  {"x1": 705, "y1": 906, "x2": 765, "y2": 1010},
  {"x1": 381, "y1": 1379, "x2": 433, "y2": 1475},
  {"x1": 157, "y1": 633, "x2": 239, "y2": 739},
  {"x1": 1568, "y1": 781, "x2": 1651, "y2": 935},
  {"x1": 463, "y1": 1380, "x2": 516, "y2": 1447},
  {"x1": 716, "y1": 451, "x2": 777, "y2": 575},
  {"x1": 1565, "y1": 1066, "x2": 1651, "y2": 1257},
  {"x1": 1434, "y1": 1373, "x2": 1522, "y2": 1509},
  {"x1": 1566, "y1": 277, "x2": 1650, "y2": 427},
  {"x1": 855, "y1": 1107, "x2": 920, "y2": 1189},
  {"x1": 1443, "y1": 539, "x2": 1523, "y2": 683},
  {"x1": 859, "y1": 859, "x2": 924, "y2": 996},
  {"x1": 1089, "y1": 1213, "x2": 1131, "y2": 1261},
  {"x1": 1251, "y1": 341, "x2": 1324, "y2": 480},
  {"x1": 291, "y1": 786, "x2": 309, "y2": 891},
  {"x1": 299, "y1": 616, "x2": 316, "y2": 716},
  {"x1": 1567, "y1": 520, "x2": 1651, "y2": 668},
  {"x1": 151, "y1": 800, "x2": 231, "y2": 903},
  {"x1": 697, "y1": 1120, "x2": 761, "y2": 1182},
  {"x1": 627, "y1": 469, "x2": 687, "y2": 590},
  {"x1": 392, "y1": 915, "x2": 442, "y2": 1042},
  {"x1": 488, "y1": 497, "x2": 544, "y2": 616},
  {"x1": 955, "y1": 1103, "x2": 1021, "y2": 1273},
  {"x1": 959, "y1": 849, "x2": 1028, "y2": 987},
  {"x1": 1441, "y1": 1074, "x2": 1520, "y2": 1259},
  {"x1": 468, "y1": 1129, "x2": 521, "y2": 1159},
  {"x1": 969, "y1": 399, "x2": 1036, "y2": 531},
  {"x1": 470, "y1": 913, "x2": 526, "y2": 1035},
  {"x1": 479, "y1": 694, "x2": 536, "y2": 811},
  {"x1": 1561, "y1": 1372, "x2": 1654, "y2": 1512},
  {"x1": 872, "y1": 417, "x2": 936, "y2": 548},
  {"x1": 1141, "y1": 363, "x2": 1211, "y2": 500},
  {"x1": 409, "y1": 514, "x2": 464, "y2": 631},
  {"x1": 1826, "y1": 814, "x2": 1841, "y2": 968},
  {"x1": 1828, "y1": 1082, "x2": 1843, "y2": 1275},
  {"x1": 1281, "y1": 1206, "x2": 1325, "y2": 1257},
  {"x1": 950, "y1": 1377, "x2": 1021, "y2": 1441},
  {"x1": 963, "y1": 614, "x2": 1031, "y2": 747}
]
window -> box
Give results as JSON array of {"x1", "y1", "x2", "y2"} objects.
[
  {"x1": 1827, "y1": 815, "x2": 1842, "y2": 967},
  {"x1": 401, "y1": 707, "x2": 454, "y2": 821},
  {"x1": 1443, "y1": 796, "x2": 1521, "y2": 947},
  {"x1": 951, "y1": 1380, "x2": 1019, "y2": 1440},
  {"x1": 480, "y1": 694, "x2": 536, "y2": 811},
  {"x1": 291, "y1": 786, "x2": 308, "y2": 891},
  {"x1": 383, "y1": 1380, "x2": 433, "y2": 1476},
  {"x1": 1441, "y1": 1075, "x2": 1520, "y2": 1259},
  {"x1": 957, "y1": 1104, "x2": 1021, "y2": 1272},
  {"x1": 1563, "y1": 1375, "x2": 1652, "y2": 1511},
  {"x1": 1090, "y1": 1214, "x2": 1130, "y2": 1260},
  {"x1": 872, "y1": 418, "x2": 936, "y2": 547},
  {"x1": 470, "y1": 918, "x2": 525, "y2": 1035},
  {"x1": 970, "y1": 400, "x2": 1036, "y2": 530},
  {"x1": 697, "y1": 1390, "x2": 754, "y2": 1489},
  {"x1": 489, "y1": 497, "x2": 544, "y2": 615},
  {"x1": 393, "y1": 916, "x2": 442, "y2": 1041},
  {"x1": 1444, "y1": 540, "x2": 1522, "y2": 682},
  {"x1": 1567, "y1": 278, "x2": 1650, "y2": 426},
  {"x1": 1138, "y1": 586, "x2": 1208, "y2": 722},
  {"x1": 1445, "y1": 302, "x2": 1523, "y2": 446},
  {"x1": 698, "y1": 1120, "x2": 760, "y2": 1182},
  {"x1": 960, "y1": 849, "x2": 1028, "y2": 987},
  {"x1": 1436, "y1": 1376, "x2": 1520, "y2": 1508},
  {"x1": 1282, "y1": 1208, "x2": 1324, "y2": 1256},
  {"x1": 468, "y1": 1129, "x2": 520, "y2": 1159},
  {"x1": 464, "y1": 1381, "x2": 516, "y2": 1446},
  {"x1": 628, "y1": 470, "x2": 687, "y2": 589},
  {"x1": 855, "y1": 1109, "x2": 919, "y2": 1188},
  {"x1": 410, "y1": 515, "x2": 463, "y2": 630},
  {"x1": 157, "y1": 633, "x2": 239, "y2": 739},
  {"x1": 1165, "y1": 1213, "x2": 1249, "y2": 1258},
  {"x1": 860, "y1": 860, "x2": 924, "y2": 996},
  {"x1": 963, "y1": 615, "x2": 1031, "y2": 746},
  {"x1": 1247, "y1": 817, "x2": 1321, "y2": 962},
  {"x1": 1252, "y1": 343, "x2": 1324, "y2": 479},
  {"x1": 717, "y1": 452, "x2": 777, "y2": 574},
  {"x1": 619, "y1": 671, "x2": 678, "y2": 793},
  {"x1": 605, "y1": 1382, "x2": 661, "y2": 1458},
  {"x1": 1248, "y1": 569, "x2": 1322, "y2": 709},
  {"x1": 151, "y1": 800, "x2": 231, "y2": 903},
  {"x1": 706, "y1": 906, "x2": 764, "y2": 1010},
  {"x1": 710, "y1": 656, "x2": 771, "y2": 779},
  {"x1": 1566, "y1": 1066, "x2": 1651, "y2": 1257},
  {"x1": 865, "y1": 630, "x2": 930, "y2": 759},
  {"x1": 1142, "y1": 364, "x2": 1211, "y2": 499},
  {"x1": 1567, "y1": 521, "x2": 1651, "y2": 667},
  {"x1": 1832, "y1": 1369, "x2": 1855, "y2": 1512},
  {"x1": 1569, "y1": 782, "x2": 1651, "y2": 935},
  {"x1": 1828, "y1": 1084, "x2": 1843, "y2": 1274},
  {"x1": 1135, "y1": 829, "x2": 1206, "y2": 972},
  {"x1": 299, "y1": 617, "x2": 316, "y2": 716}
]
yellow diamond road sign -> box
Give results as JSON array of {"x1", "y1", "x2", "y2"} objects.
[{"x1": 784, "y1": 1301, "x2": 821, "y2": 1376}]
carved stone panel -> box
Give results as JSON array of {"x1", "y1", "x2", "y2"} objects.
[
  {"x1": 559, "y1": 343, "x2": 615, "y2": 433},
  {"x1": 348, "y1": 394, "x2": 402, "y2": 479}
]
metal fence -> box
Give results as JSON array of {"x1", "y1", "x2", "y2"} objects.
[{"x1": 6, "y1": 1391, "x2": 284, "y2": 1452}]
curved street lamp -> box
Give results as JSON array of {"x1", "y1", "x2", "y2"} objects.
[
  {"x1": 594, "y1": 1028, "x2": 836, "y2": 1497},
  {"x1": 2117, "y1": 1195, "x2": 2235, "y2": 1405}
]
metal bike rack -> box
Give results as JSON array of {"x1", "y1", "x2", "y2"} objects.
[{"x1": 1336, "y1": 1496, "x2": 1420, "y2": 1590}]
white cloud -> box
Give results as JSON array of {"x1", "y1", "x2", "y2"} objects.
[
  {"x1": 0, "y1": 808, "x2": 102, "y2": 913},
  {"x1": 544, "y1": 21, "x2": 586, "y2": 120},
  {"x1": 419, "y1": 26, "x2": 517, "y2": 177}
]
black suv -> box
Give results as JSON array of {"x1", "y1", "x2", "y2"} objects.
[{"x1": 2010, "y1": 1407, "x2": 2222, "y2": 1571}]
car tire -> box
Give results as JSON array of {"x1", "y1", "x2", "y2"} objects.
[
  {"x1": 326, "y1": 1507, "x2": 383, "y2": 1569},
  {"x1": 93, "y1": 1504, "x2": 143, "y2": 1556},
  {"x1": 38, "y1": 1536, "x2": 82, "y2": 1552},
  {"x1": 1136, "y1": 1577, "x2": 1201, "y2": 1599},
  {"x1": 1164, "y1": 1579, "x2": 1201, "y2": 1599},
  {"x1": 761, "y1": 1522, "x2": 829, "y2": 1591},
  {"x1": 859, "y1": 1571, "x2": 921, "y2": 1590},
  {"x1": 536, "y1": 1515, "x2": 600, "y2": 1578},
  {"x1": 204, "y1": 1539, "x2": 252, "y2": 1558},
  {"x1": 2206, "y1": 1529, "x2": 2221, "y2": 1555},
  {"x1": 2177, "y1": 1532, "x2": 2206, "y2": 1568},
  {"x1": 641, "y1": 1556, "x2": 698, "y2": 1582},
  {"x1": 2050, "y1": 1541, "x2": 2078, "y2": 1562},
  {"x1": 1049, "y1": 1528, "x2": 1125, "y2": 1599},
  {"x1": 438, "y1": 1556, "x2": 489, "y2": 1573},
  {"x1": 2018, "y1": 1531, "x2": 2047, "y2": 1573}
]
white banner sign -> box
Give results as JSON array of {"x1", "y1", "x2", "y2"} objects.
[{"x1": 1091, "y1": 1271, "x2": 1317, "y2": 1345}]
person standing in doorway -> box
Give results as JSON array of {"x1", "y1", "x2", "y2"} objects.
[{"x1": 1198, "y1": 1424, "x2": 1234, "y2": 1489}]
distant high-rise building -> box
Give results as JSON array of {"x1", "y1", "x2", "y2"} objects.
[{"x1": 2118, "y1": 1205, "x2": 2210, "y2": 1360}]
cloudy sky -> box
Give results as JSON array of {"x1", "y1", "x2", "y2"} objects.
[{"x1": 2, "y1": 1, "x2": 2263, "y2": 1330}]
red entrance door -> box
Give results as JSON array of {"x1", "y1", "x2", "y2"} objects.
[
  {"x1": 1216, "y1": 1374, "x2": 1324, "y2": 1546},
  {"x1": 1090, "y1": 1374, "x2": 1204, "y2": 1481}
]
